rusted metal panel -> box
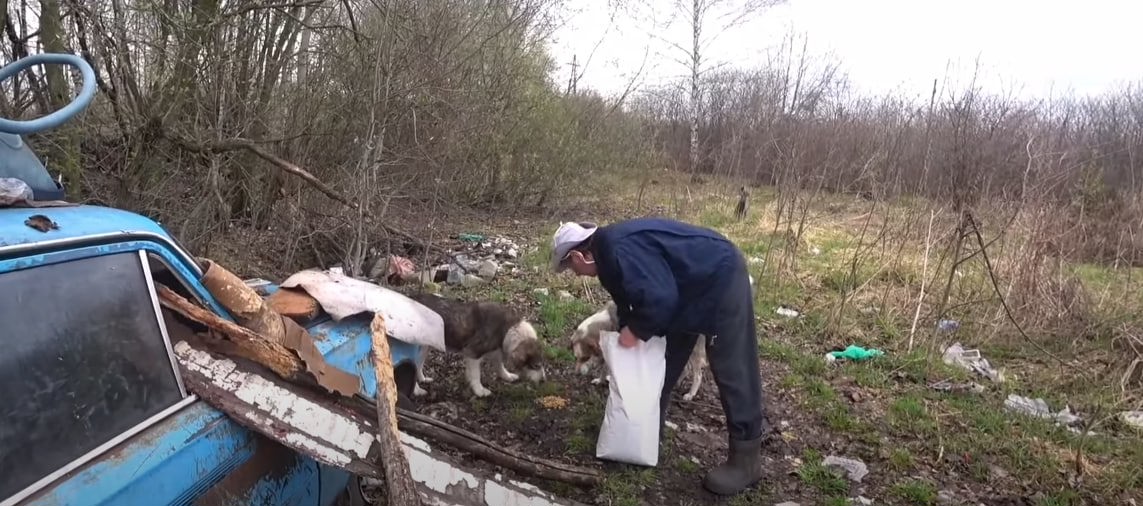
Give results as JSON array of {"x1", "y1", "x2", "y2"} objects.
[{"x1": 193, "y1": 438, "x2": 316, "y2": 506}]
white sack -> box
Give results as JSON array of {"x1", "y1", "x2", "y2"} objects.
[
  {"x1": 595, "y1": 330, "x2": 667, "y2": 467},
  {"x1": 280, "y1": 269, "x2": 447, "y2": 351}
]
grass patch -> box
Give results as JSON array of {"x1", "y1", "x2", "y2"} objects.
[
  {"x1": 535, "y1": 293, "x2": 595, "y2": 341},
  {"x1": 796, "y1": 449, "x2": 849, "y2": 496},
  {"x1": 675, "y1": 456, "x2": 699, "y2": 474},
  {"x1": 889, "y1": 478, "x2": 938, "y2": 505},
  {"x1": 887, "y1": 394, "x2": 937, "y2": 436},
  {"x1": 600, "y1": 468, "x2": 656, "y2": 506},
  {"x1": 887, "y1": 447, "x2": 915, "y2": 472}
]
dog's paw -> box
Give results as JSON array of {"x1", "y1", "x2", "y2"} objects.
[
  {"x1": 472, "y1": 386, "x2": 493, "y2": 397},
  {"x1": 414, "y1": 384, "x2": 428, "y2": 397},
  {"x1": 500, "y1": 371, "x2": 519, "y2": 382}
]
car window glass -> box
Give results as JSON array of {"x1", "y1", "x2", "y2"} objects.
[{"x1": 0, "y1": 251, "x2": 184, "y2": 500}]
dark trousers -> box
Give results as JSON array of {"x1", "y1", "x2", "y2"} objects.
[{"x1": 659, "y1": 256, "x2": 767, "y2": 442}]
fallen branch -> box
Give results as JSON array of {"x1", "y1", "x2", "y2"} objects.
[
  {"x1": 158, "y1": 130, "x2": 444, "y2": 255},
  {"x1": 394, "y1": 407, "x2": 603, "y2": 487},
  {"x1": 158, "y1": 285, "x2": 308, "y2": 384},
  {"x1": 370, "y1": 314, "x2": 421, "y2": 504}
]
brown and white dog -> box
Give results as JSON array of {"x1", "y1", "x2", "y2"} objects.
[
  {"x1": 569, "y1": 300, "x2": 709, "y2": 401},
  {"x1": 409, "y1": 293, "x2": 546, "y2": 398}
]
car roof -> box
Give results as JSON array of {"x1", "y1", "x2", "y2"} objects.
[{"x1": 0, "y1": 204, "x2": 176, "y2": 249}]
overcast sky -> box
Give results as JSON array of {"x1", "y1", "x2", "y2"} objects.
[{"x1": 547, "y1": 0, "x2": 1143, "y2": 102}]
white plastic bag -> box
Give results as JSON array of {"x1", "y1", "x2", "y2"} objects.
[{"x1": 595, "y1": 330, "x2": 667, "y2": 467}]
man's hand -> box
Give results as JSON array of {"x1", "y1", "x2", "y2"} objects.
[{"x1": 618, "y1": 326, "x2": 640, "y2": 348}]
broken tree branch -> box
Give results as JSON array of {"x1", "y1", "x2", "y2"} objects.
[
  {"x1": 370, "y1": 314, "x2": 421, "y2": 504},
  {"x1": 158, "y1": 285, "x2": 308, "y2": 383},
  {"x1": 162, "y1": 134, "x2": 351, "y2": 207},
  {"x1": 158, "y1": 129, "x2": 445, "y2": 255},
  {"x1": 392, "y1": 407, "x2": 603, "y2": 487}
]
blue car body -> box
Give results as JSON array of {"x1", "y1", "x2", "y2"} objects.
[{"x1": 0, "y1": 204, "x2": 421, "y2": 506}]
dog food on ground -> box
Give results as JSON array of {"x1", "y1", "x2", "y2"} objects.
[{"x1": 535, "y1": 395, "x2": 569, "y2": 410}]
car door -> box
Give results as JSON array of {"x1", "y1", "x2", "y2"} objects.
[{"x1": 0, "y1": 246, "x2": 336, "y2": 506}]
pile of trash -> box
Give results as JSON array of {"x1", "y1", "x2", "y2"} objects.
[{"x1": 365, "y1": 233, "x2": 527, "y2": 287}]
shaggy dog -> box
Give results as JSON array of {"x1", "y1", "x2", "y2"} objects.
[
  {"x1": 569, "y1": 300, "x2": 709, "y2": 401},
  {"x1": 409, "y1": 292, "x2": 546, "y2": 398}
]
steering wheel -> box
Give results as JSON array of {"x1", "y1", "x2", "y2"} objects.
[{"x1": 0, "y1": 53, "x2": 97, "y2": 135}]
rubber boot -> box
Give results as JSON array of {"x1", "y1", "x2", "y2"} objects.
[{"x1": 702, "y1": 435, "x2": 764, "y2": 496}]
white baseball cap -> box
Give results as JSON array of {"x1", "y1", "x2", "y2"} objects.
[{"x1": 551, "y1": 221, "x2": 598, "y2": 272}]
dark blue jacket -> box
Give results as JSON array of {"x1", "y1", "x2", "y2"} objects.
[{"x1": 591, "y1": 217, "x2": 742, "y2": 341}]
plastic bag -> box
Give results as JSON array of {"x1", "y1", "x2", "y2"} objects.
[
  {"x1": 0, "y1": 177, "x2": 33, "y2": 206},
  {"x1": 595, "y1": 330, "x2": 667, "y2": 467}
]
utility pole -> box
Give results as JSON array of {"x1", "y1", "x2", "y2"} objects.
[{"x1": 566, "y1": 54, "x2": 578, "y2": 95}]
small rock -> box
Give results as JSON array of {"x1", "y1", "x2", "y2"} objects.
[
  {"x1": 853, "y1": 497, "x2": 873, "y2": 506},
  {"x1": 477, "y1": 259, "x2": 499, "y2": 279},
  {"x1": 461, "y1": 274, "x2": 485, "y2": 286},
  {"x1": 937, "y1": 490, "x2": 959, "y2": 504},
  {"x1": 748, "y1": 256, "x2": 764, "y2": 264},
  {"x1": 774, "y1": 502, "x2": 801, "y2": 506},
  {"x1": 557, "y1": 290, "x2": 574, "y2": 301},
  {"x1": 849, "y1": 391, "x2": 863, "y2": 402},
  {"x1": 664, "y1": 420, "x2": 679, "y2": 431},
  {"x1": 453, "y1": 254, "x2": 480, "y2": 272},
  {"x1": 989, "y1": 465, "x2": 1009, "y2": 479},
  {"x1": 822, "y1": 455, "x2": 868, "y2": 483},
  {"x1": 533, "y1": 288, "x2": 550, "y2": 297},
  {"x1": 506, "y1": 247, "x2": 519, "y2": 259},
  {"x1": 689, "y1": 455, "x2": 702, "y2": 465},
  {"x1": 446, "y1": 265, "x2": 464, "y2": 284},
  {"x1": 685, "y1": 422, "x2": 705, "y2": 433}
]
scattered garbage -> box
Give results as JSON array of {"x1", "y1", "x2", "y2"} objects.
[
  {"x1": 365, "y1": 254, "x2": 416, "y2": 284},
  {"x1": 414, "y1": 234, "x2": 526, "y2": 286},
  {"x1": 821, "y1": 455, "x2": 868, "y2": 483},
  {"x1": 937, "y1": 319, "x2": 960, "y2": 333},
  {"x1": 776, "y1": 306, "x2": 800, "y2": 318},
  {"x1": 1004, "y1": 394, "x2": 1083, "y2": 430},
  {"x1": 942, "y1": 342, "x2": 1005, "y2": 383},
  {"x1": 1119, "y1": 411, "x2": 1143, "y2": 431},
  {"x1": 824, "y1": 345, "x2": 884, "y2": 364},
  {"x1": 929, "y1": 380, "x2": 985, "y2": 394}
]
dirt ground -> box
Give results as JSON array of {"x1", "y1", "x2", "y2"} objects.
[{"x1": 411, "y1": 349, "x2": 823, "y2": 506}]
